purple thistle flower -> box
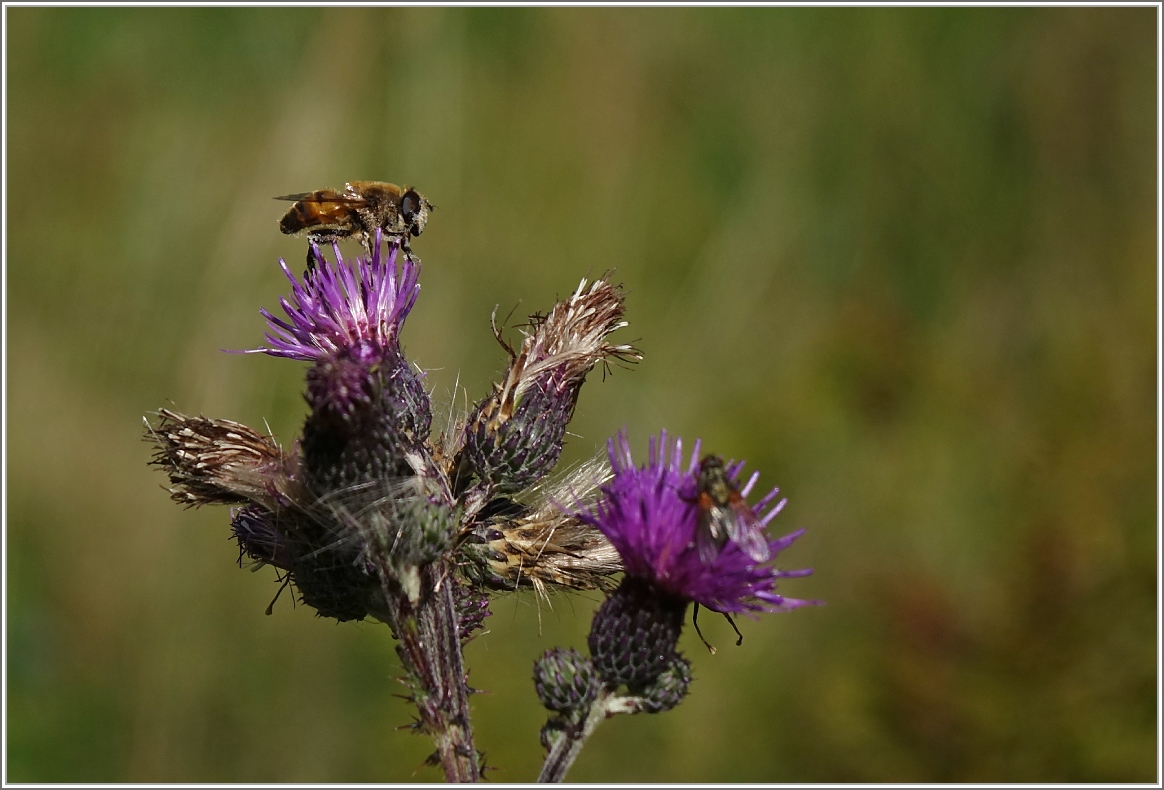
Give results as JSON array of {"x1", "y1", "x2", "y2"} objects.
[
  {"x1": 578, "y1": 430, "x2": 817, "y2": 615},
  {"x1": 245, "y1": 228, "x2": 421, "y2": 361}
]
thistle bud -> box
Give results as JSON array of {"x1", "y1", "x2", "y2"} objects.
[
  {"x1": 453, "y1": 578, "x2": 492, "y2": 642},
  {"x1": 631, "y1": 653, "x2": 692, "y2": 714},
  {"x1": 533, "y1": 648, "x2": 601, "y2": 714}
]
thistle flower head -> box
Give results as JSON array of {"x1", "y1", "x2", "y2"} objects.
[
  {"x1": 145, "y1": 409, "x2": 301, "y2": 510},
  {"x1": 462, "y1": 455, "x2": 623, "y2": 596},
  {"x1": 488, "y1": 275, "x2": 640, "y2": 411},
  {"x1": 457, "y1": 275, "x2": 640, "y2": 502},
  {"x1": 230, "y1": 230, "x2": 434, "y2": 493},
  {"x1": 248, "y1": 229, "x2": 420, "y2": 361},
  {"x1": 578, "y1": 430, "x2": 816, "y2": 615}
]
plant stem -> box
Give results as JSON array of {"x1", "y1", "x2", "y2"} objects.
[
  {"x1": 391, "y1": 561, "x2": 480, "y2": 782},
  {"x1": 537, "y1": 690, "x2": 639, "y2": 783}
]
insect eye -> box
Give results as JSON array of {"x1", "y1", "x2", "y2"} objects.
[
  {"x1": 401, "y1": 190, "x2": 421, "y2": 224},
  {"x1": 410, "y1": 225, "x2": 422, "y2": 237}
]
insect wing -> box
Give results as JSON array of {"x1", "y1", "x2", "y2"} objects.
[
  {"x1": 695, "y1": 509, "x2": 725, "y2": 564},
  {"x1": 277, "y1": 189, "x2": 365, "y2": 235},
  {"x1": 725, "y1": 494, "x2": 772, "y2": 562},
  {"x1": 274, "y1": 188, "x2": 368, "y2": 205},
  {"x1": 695, "y1": 493, "x2": 734, "y2": 564}
]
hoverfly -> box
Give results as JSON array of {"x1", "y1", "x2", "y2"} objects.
[
  {"x1": 276, "y1": 181, "x2": 432, "y2": 263},
  {"x1": 692, "y1": 454, "x2": 772, "y2": 564}
]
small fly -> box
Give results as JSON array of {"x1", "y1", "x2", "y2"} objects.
[{"x1": 692, "y1": 454, "x2": 772, "y2": 564}]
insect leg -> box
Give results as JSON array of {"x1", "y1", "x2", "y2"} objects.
[
  {"x1": 397, "y1": 233, "x2": 422, "y2": 265},
  {"x1": 265, "y1": 574, "x2": 293, "y2": 616},
  {"x1": 304, "y1": 228, "x2": 356, "y2": 271},
  {"x1": 305, "y1": 231, "x2": 336, "y2": 271},
  {"x1": 692, "y1": 603, "x2": 717, "y2": 654},
  {"x1": 722, "y1": 612, "x2": 744, "y2": 646}
]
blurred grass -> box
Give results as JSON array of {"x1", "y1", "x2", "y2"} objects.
[{"x1": 6, "y1": 6, "x2": 1156, "y2": 782}]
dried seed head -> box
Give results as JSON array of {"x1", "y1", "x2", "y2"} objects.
[
  {"x1": 480, "y1": 516, "x2": 622, "y2": 595},
  {"x1": 457, "y1": 276, "x2": 639, "y2": 501},
  {"x1": 488, "y1": 276, "x2": 640, "y2": 410},
  {"x1": 145, "y1": 409, "x2": 302, "y2": 510},
  {"x1": 460, "y1": 456, "x2": 623, "y2": 596}
]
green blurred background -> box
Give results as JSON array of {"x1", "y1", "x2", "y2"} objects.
[{"x1": 6, "y1": 6, "x2": 1156, "y2": 783}]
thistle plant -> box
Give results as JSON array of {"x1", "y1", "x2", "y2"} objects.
[{"x1": 145, "y1": 224, "x2": 816, "y2": 782}]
